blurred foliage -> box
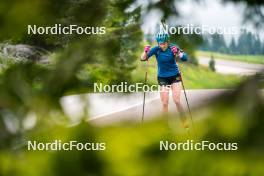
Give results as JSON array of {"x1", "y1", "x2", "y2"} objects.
[
  {"x1": 0, "y1": 0, "x2": 263, "y2": 175},
  {"x1": 171, "y1": 33, "x2": 202, "y2": 65},
  {"x1": 0, "y1": 0, "x2": 143, "y2": 143},
  {"x1": 144, "y1": 0, "x2": 264, "y2": 29},
  {"x1": 222, "y1": 0, "x2": 264, "y2": 28},
  {"x1": 0, "y1": 0, "x2": 107, "y2": 47},
  {"x1": 0, "y1": 74, "x2": 264, "y2": 175}
]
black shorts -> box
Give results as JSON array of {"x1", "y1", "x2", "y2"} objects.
[{"x1": 158, "y1": 74, "x2": 181, "y2": 86}]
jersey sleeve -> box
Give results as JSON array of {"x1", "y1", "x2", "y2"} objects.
[{"x1": 147, "y1": 46, "x2": 159, "y2": 59}]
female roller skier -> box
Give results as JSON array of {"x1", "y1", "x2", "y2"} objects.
[{"x1": 140, "y1": 31, "x2": 189, "y2": 128}]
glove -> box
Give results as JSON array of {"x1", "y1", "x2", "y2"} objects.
[
  {"x1": 171, "y1": 46, "x2": 178, "y2": 55},
  {"x1": 178, "y1": 52, "x2": 183, "y2": 58},
  {"x1": 144, "y1": 45, "x2": 151, "y2": 53}
]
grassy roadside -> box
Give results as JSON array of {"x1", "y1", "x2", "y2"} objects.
[
  {"x1": 132, "y1": 59, "x2": 244, "y2": 89},
  {"x1": 0, "y1": 53, "x2": 246, "y2": 93},
  {"x1": 197, "y1": 51, "x2": 264, "y2": 65}
]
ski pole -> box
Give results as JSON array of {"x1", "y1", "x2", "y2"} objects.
[
  {"x1": 178, "y1": 66, "x2": 197, "y2": 138},
  {"x1": 141, "y1": 59, "x2": 149, "y2": 123}
]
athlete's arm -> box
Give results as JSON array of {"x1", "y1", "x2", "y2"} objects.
[
  {"x1": 178, "y1": 50, "x2": 188, "y2": 61},
  {"x1": 171, "y1": 45, "x2": 188, "y2": 61},
  {"x1": 140, "y1": 51, "x2": 148, "y2": 61},
  {"x1": 140, "y1": 46, "x2": 150, "y2": 61},
  {"x1": 140, "y1": 46, "x2": 158, "y2": 61}
]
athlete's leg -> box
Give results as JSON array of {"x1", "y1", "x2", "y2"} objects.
[
  {"x1": 171, "y1": 82, "x2": 184, "y2": 112},
  {"x1": 160, "y1": 85, "x2": 170, "y2": 113}
]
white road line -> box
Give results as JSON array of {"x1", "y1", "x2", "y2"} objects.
[{"x1": 88, "y1": 96, "x2": 159, "y2": 121}]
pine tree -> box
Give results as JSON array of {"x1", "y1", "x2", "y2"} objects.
[
  {"x1": 211, "y1": 34, "x2": 227, "y2": 53},
  {"x1": 229, "y1": 37, "x2": 237, "y2": 54}
]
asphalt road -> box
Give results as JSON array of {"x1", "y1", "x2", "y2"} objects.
[
  {"x1": 198, "y1": 56, "x2": 264, "y2": 75},
  {"x1": 61, "y1": 89, "x2": 229, "y2": 126}
]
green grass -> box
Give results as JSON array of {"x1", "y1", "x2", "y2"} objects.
[
  {"x1": 132, "y1": 59, "x2": 244, "y2": 89},
  {"x1": 197, "y1": 51, "x2": 264, "y2": 65}
]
